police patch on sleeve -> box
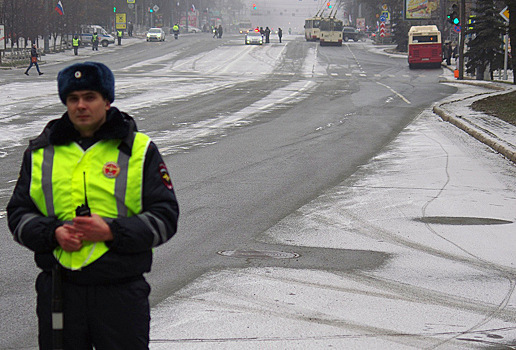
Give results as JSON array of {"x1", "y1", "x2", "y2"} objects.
[{"x1": 159, "y1": 162, "x2": 173, "y2": 190}]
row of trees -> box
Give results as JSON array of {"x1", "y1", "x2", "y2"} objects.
[
  {"x1": 0, "y1": 0, "x2": 242, "y2": 50},
  {"x1": 0, "y1": 0, "x2": 116, "y2": 49}
]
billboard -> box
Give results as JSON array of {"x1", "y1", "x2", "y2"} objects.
[{"x1": 404, "y1": 0, "x2": 440, "y2": 20}]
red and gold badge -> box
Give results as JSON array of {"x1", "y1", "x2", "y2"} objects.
[
  {"x1": 103, "y1": 162, "x2": 120, "y2": 178},
  {"x1": 159, "y1": 162, "x2": 173, "y2": 190}
]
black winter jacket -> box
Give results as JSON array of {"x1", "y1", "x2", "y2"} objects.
[{"x1": 7, "y1": 107, "x2": 179, "y2": 285}]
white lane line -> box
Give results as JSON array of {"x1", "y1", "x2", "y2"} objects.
[{"x1": 376, "y1": 81, "x2": 411, "y2": 105}]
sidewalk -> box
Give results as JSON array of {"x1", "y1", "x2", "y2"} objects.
[
  {"x1": 434, "y1": 66, "x2": 516, "y2": 164},
  {"x1": 0, "y1": 36, "x2": 143, "y2": 69}
]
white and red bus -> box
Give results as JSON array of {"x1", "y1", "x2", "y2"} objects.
[
  {"x1": 305, "y1": 12, "x2": 322, "y2": 41},
  {"x1": 408, "y1": 25, "x2": 442, "y2": 69}
]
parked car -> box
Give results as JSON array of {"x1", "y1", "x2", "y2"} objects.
[
  {"x1": 180, "y1": 26, "x2": 202, "y2": 33},
  {"x1": 342, "y1": 27, "x2": 360, "y2": 42},
  {"x1": 146, "y1": 28, "x2": 166, "y2": 42},
  {"x1": 245, "y1": 31, "x2": 263, "y2": 45}
]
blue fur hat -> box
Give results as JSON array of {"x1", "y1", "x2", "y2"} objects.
[{"x1": 57, "y1": 62, "x2": 115, "y2": 104}]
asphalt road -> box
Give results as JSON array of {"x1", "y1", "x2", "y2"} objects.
[{"x1": 0, "y1": 34, "x2": 456, "y2": 349}]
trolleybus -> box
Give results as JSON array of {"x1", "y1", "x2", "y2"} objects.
[
  {"x1": 319, "y1": 13, "x2": 343, "y2": 46},
  {"x1": 304, "y1": 11, "x2": 323, "y2": 41},
  {"x1": 408, "y1": 25, "x2": 442, "y2": 68}
]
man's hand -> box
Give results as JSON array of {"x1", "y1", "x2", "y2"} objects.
[
  {"x1": 55, "y1": 225, "x2": 83, "y2": 252},
  {"x1": 71, "y1": 214, "x2": 113, "y2": 242}
]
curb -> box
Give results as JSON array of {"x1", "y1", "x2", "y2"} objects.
[{"x1": 432, "y1": 81, "x2": 516, "y2": 164}]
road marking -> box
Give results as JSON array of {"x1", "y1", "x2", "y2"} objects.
[{"x1": 376, "y1": 82, "x2": 411, "y2": 104}]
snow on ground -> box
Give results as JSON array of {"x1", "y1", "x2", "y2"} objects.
[
  {"x1": 3, "y1": 37, "x2": 515, "y2": 349},
  {"x1": 150, "y1": 89, "x2": 516, "y2": 349}
]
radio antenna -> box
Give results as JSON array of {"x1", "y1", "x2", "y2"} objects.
[{"x1": 83, "y1": 172, "x2": 88, "y2": 207}]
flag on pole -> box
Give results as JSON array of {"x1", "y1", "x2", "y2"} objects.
[
  {"x1": 191, "y1": 4, "x2": 196, "y2": 12},
  {"x1": 55, "y1": 1, "x2": 64, "y2": 15}
]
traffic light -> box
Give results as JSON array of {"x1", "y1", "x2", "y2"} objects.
[
  {"x1": 252, "y1": 3, "x2": 257, "y2": 9},
  {"x1": 149, "y1": 8, "x2": 153, "y2": 13},
  {"x1": 327, "y1": 2, "x2": 332, "y2": 9},
  {"x1": 447, "y1": 4, "x2": 459, "y2": 25},
  {"x1": 113, "y1": 6, "x2": 116, "y2": 13}
]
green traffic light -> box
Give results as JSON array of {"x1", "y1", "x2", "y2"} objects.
[
  {"x1": 113, "y1": 7, "x2": 116, "y2": 13},
  {"x1": 453, "y1": 17, "x2": 459, "y2": 25}
]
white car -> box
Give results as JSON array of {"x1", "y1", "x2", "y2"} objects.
[
  {"x1": 180, "y1": 26, "x2": 202, "y2": 33},
  {"x1": 146, "y1": 28, "x2": 166, "y2": 42},
  {"x1": 245, "y1": 31, "x2": 263, "y2": 45}
]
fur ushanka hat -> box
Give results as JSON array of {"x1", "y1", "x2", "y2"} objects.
[{"x1": 57, "y1": 62, "x2": 115, "y2": 105}]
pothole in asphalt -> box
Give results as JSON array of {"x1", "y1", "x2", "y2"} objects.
[
  {"x1": 217, "y1": 250, "x2": 300, "y2": 259},
  {"x1": 414, "y1": 216, "x2": 513, "y2": 225}
]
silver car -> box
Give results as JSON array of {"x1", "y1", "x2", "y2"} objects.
[
  {"x1": 146, "y1": 28, "x2": 166, "y2": 42},
  {"x1": 245, "y1": 31, "x2": 263, "y2": 45}
]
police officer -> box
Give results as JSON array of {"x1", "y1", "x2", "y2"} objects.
[
  {"x1": 7, "y1": 62, "x2": 179, "y2": 349},
  {"x1": 117, "y1": 29, "x2": 123, "y2": 45},
  {"x1": 172, "y1": 23, "x2": 180, "y2": 39},
  {"x1": 92, "y1": 32, "x2": 99, "y2": 51},
  {"x1": 72, "y1": 35, "x2": 80, "y2": 55}
]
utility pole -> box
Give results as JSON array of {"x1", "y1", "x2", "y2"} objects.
[
  {"x1": 458, "y1": 0, "x2": 466, "y2": 79},
  {"x1": 44, "y1": 0, "x2": 50, "y2": 53}
]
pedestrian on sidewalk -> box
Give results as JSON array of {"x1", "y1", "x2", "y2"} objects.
[
  {"x1": 278, "y1": 28, "x2": 283, "y2": 43},
  {"x1": 24, "y1": 44, "x2": 43, "y2": 76},
  {"x1": 7, "y1": 61, "x2": 179, "y2": 350}
]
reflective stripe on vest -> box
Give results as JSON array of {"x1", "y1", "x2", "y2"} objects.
[{"x1": 30, "y1": 132, "x2": 151, "y2": 270}]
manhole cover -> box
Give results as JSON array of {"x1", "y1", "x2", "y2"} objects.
[
  {"x1": 415, "y1": 216, "x2": 513, "y2": 225},
  {"x1": 217, "y1": 250, "x2": 300, "y2": 259}
]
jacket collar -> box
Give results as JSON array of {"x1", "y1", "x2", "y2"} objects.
[{"x1": 29, "y1": 107, "x2": 137, "y2": 153}]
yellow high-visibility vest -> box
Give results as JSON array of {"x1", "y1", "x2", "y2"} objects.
[
  {"x1": 72, "y1": 38, "x2": 79, "y2": 47},
  {"x1": 30, "y1": 132, "x2": 151, "y2": 270}
]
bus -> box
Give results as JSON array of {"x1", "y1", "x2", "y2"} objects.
[
  {"x1": 304, "y1": 11, "x2": 323, "y2": 41},
  {"x1": 319, "y1": 13, "x2": 343, "y2": 46},
  {"x1": 238, "y1": 20, "x2": 252, "y2": 34},
  {"x1": 408, "y1": 25, "x2": 442, "y2": 68}
]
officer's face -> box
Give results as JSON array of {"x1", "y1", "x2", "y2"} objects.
[{"x1": 66, "y1": 90, "x2": 111, "y2": 137}]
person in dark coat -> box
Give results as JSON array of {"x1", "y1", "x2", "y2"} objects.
[
  {"x1": 264, "y1": 26, "x2": 271, "y2": 43},
  {"x1": 218, "y1": 25, "x2": 223, "y2": 38},
  {"x1": 7, "y1": 62, "x2": 179, "y2": 350},
  {"x1": 443, "y1": 41, "x2": 452, "y2": 65},
  {"x1": 278, "y1": 28, "x2": 283, "y2": 43},
  {"x1": 24, "y1": 44, "x2": 43, "y2": 76}
]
